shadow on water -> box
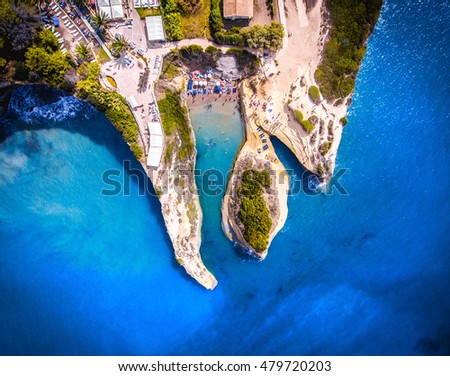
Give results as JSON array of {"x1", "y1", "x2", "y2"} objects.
[{"x1": 270, "y1": 136, "x2": 321, "y2": 196}]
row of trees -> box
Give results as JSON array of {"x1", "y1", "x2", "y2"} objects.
[
  {"x1": 315, "y1": 0, "x2": 383, "y2": 101},
  {"x1": 214, "y1": 22, "x2": 284, "y2": 52}
]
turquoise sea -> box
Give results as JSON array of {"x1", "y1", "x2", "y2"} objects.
[{"x1": 0, "y1": 0, "x2": 449, "y2": 355}]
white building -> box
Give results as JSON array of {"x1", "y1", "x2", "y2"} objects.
[
  {"x1": 96, "y1": 0, "x2": 124, "y2": 20},
  {"x1": 147, "y1": 122, "x2": 164, "y2": 167},
  {"x1": 145, "y1": 15, "x2": 165, "y2": 41}
]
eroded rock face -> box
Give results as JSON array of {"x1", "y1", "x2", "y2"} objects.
[
  {"x1": 304, "y1": 0, "x2": 319, "y2": 13},
  {"x1": 216, "y1": 55, "x2": 243, "y2": 80}
]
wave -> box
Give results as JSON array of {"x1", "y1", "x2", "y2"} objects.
[{"x1": 6, "y1": 85, "x2": 96, "y2": 127}]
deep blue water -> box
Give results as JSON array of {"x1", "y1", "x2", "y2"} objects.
[{"x1": 0, "y1": 0, "x2": 449, "y2": 355}]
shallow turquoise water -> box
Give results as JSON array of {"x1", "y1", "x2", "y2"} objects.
[{"x1": 0, "y1": 0, "x2": 449, "y2": 355}]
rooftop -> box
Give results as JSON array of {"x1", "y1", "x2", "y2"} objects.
[
  {"x1": 145, "y1": 15, "x2": 165, "y2": 41},
  {"x1": 223, "y1": 0, "x2": 254, "y2": 19}
]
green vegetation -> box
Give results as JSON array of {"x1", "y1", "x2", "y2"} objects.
[
  {"x1": 266, "y1": 0, "x2": 276, "y2": 17},
  {"x1": 75, "y1": 42, "x2": 91, "y2": 64},
  {"x1": 163, "y1": 12, "x2": 184, "y2": 41},
  {"x1": 205, "y1": 45, "x2": 219, "y2": 54},
  {"x1": 111, "y1": 35, "x2": 129, "y2": 57},
  {"x1": 97, "y1": 46, "x2": 111, "y2": 63},
  {"x1": 315, "y1": 0, "x2": 383, "y2": 101},
  {"x1": 0, "y1": 2, "x2": 143, "y2": 162},
  {"x1": 180, "y1": 44, "x2": 203, "y2": 56},
  {"x1": 92, "y1": 11, "x2": 110, "y2": 38},
  {"x1": 0, "y1": 1, "x2": 73, "y2": 83},
  {"x1": 179, "y1": 0, "x2": 210, "y2": 39},
  {"x1": 320, "y1": 141, "x2": 333, "y2": 156},
  {"x1": 293, "y1": 110, "x2": 315, "y2": 133},
  {"x1": 209, "y1": 0, "x2": 223, "y2": 36},
  {"x1": 242, "y1": 22, "x2": 284, "y2": 52},
  {"x1": 238, "y1": 169, "x2": 272, "y2": 253},
  {"x1": 77, "y1": 63, "x2": 143, "y2": 160},
  {"x1": 162, "y1": 0, "x2": 210, "y2": 40},
  {"x1": 300, "y1": 118, "x2": 314, "y2": 133},
  {"x1": 317, "y1": 164, "x2": 324, "y2": 176},
  {"x1": 340, "y1": 116, "x2": 348, "y2": 126},
  {"x1": 215, "y1": 22, "x2": 284, "y2": 51},
  {"x1": 25, "y1": 30, "x2": 75, "y2": 86},
  {"x1": 293, "y1": 110, "x2": 303, "y2": 123},
  {"x1": 162, "y1": 63, "x2": 180, "y2": 79},
  {"x1": 308, "y1": 85, "x2": 321, "y2": 103},
  {"x1": 0, "y1": 0, "x2": 41, "y2": 59},
  {"x1": 136, "y1": 7, "x2": 161, "y2": 18},
  {"x1": 226, "y1": 48, "x2": 260, "y2": 70},
  {"x1": 157, "y1": 90, "x2": 194, "y2": 160}
]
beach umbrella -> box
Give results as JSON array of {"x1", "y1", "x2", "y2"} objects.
[
  {"x1": 216, "y1": 82, "x2": 221, "y2": 87},
  {"x1": 194, "y1": 80, "x2": 199, "y2": 86},
  {"x1": 207, "y1": 73, "x2": 212, "y2": 79}
]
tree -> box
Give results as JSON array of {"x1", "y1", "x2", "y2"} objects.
[
  {"x1": 25, "y1": 46, "x2": 73, "y2": 86},
  {"x1": 0, "y1": 0, "x2": 41, "y2": 55},
  {"x1": 92, "y1": 11, "x2": 110, "y2": 35},
  {"x1": 111, "y1": 35, "x2": 129, "y2": 56},
  {"x1": 37, "y1": 29, "x2": 59, "y2": 53},
  {"x1": 75, "y1": 42, "x2": 91, "y2": 63}
]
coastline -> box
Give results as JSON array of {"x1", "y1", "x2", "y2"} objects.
[{"x1": 0, "y1": 0, "x2": 381, "y2": 289}]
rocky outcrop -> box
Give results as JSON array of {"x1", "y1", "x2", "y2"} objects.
[{"x1": 222, "y1": 81, "x2": 289, "y2": 259}]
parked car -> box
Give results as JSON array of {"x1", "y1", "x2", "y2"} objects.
[
  {"x1": 129, "y1": 41, "x2": 136, "y2": 50},
  {"x1": 125, "y1": 20, "x2": 132, "y2": 26},
  {"x1": 137, "y1": 48, "x2": 144, "y2": 56}
]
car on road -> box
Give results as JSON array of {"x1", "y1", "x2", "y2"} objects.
[{"x1": 125, "y1": 20, "x2": 132, "y2": 26}]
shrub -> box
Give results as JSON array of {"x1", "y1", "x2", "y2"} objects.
[
  {"x1": 317, "y1": 164, "x2": 324, "y2": 176},
  {"x1": 301, "y1": 119, "x2": 314, "y2": 133},
  {"x1": 163, "y1": 63, "x2": 179, "y2": 79},
  {"x1": 320, "y1": 141, "x2": 332, "y2": 155},
  {"x1": 205, "y1": 45, "x2": 219, "y2": 54},
  {"x1": 308, "y1": 85, "x2": 321, "y2": 103},
  {"x1": 293, "y1": 110, "x2": 315, "y2": 133},
  {"x1": 340, "y1": 116, "x2": 348, "y2": 126},
  {"x1": 180, "y1": 44, "x2": 203, "y2": 56},
  {"x1": 293, "y1": 110, "x2": 303, "y2": 122}
]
